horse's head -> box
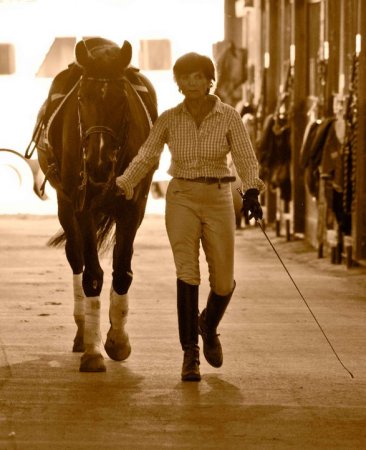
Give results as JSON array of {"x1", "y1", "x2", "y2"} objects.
[
  {"x1": 75, "y1": 39, "x2": 132, "y2": 190},
  {"x1": 76, "y1": 37, "x2": 132, "y2": 78}
]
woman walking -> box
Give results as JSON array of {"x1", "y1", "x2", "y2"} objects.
[{"x1": 116, "y1": 52, "x2": 264, "y2": 381}]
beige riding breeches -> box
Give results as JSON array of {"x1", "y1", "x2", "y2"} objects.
[{"x1": 165, "y1": 178, "x2": 235, "y2": 295}]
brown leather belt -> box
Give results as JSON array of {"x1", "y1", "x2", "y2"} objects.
[{"x1": 177, "y1": 176, "x2": 236, "y2": 184}]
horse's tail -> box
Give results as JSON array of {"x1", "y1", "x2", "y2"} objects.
[
  {"x1": 47, "y1": 213, "x2": 116, "y2": 253},
  {"x1": 95, "y1": 214, "x2": 116, "y2": 253},
  {"x1": 47, "y1": 229, "x2": 66, "y2": 248}
]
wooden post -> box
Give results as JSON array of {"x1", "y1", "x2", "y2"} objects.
[
  {"x1": 266, "y1": 0, "x2": 281, "y2": 227},
  {"x1": 224, "y1": 0, "x2": 242, "y2": 46},
  {"x1": 353, "y1": 0, "x2": 366, "y2": 261},
  {"x1": 291, "y1": 0, "x2": 307, "y2": 235}
]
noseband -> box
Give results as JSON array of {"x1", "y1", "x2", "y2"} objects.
[{"x1": 82, "y1": 124, "x2": 121, "y2": 143}]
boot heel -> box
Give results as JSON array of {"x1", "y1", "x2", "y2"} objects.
[
  {"x1": 181, "y1": 345, "x2": 201, "y2": 381},
  {"x1": 177, "y1": 279, "x2": 201, "y2": 381}
]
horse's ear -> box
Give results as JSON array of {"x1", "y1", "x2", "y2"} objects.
[
  {"x1": 75, "y1": 40, "x2": 91, "y2": 67},
  {"x1": 120, "y1": 40, "x2": 132, "y2": 68}
]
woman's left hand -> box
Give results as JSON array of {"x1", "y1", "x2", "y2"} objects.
[{"x1": 241, "y1": 189, "x2": 263, "y2": 221}]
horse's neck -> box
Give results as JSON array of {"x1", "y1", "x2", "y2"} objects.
[
  {"x1": 124, "y1": 80, "x2": 153, "y2": 153},
  {"x1": 125, "y1": 68, "x2": 157, "y2": 122}
]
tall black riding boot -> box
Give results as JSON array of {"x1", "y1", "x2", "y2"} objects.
[
  {"x1": 177, "y1": 279, "x2": 201, "y2": 382},
  {"x1": 198, "y1": 282, "x2": 236, "y2": 368}
]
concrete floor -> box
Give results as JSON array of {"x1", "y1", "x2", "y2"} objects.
[{"x1": 0, "y1": 213, "x2": 366, "y2": 449}]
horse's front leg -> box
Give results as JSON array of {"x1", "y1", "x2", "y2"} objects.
[
  {"x1": 104, "y1": 211, "x2": 142, "y2": 362},
  {"x1": 72, "y1": 273, "x2": 85, "y2": 353},
  {"x1": 77, "y1": 213, "x2": 106, "y2": 372},
  {"x1": 57, "y1": 198, "x2": 86, "y2": 353}
]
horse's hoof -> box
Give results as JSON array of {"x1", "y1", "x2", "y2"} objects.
[
  {"x1": 73, "y1": 337, "x2": 85, "y2": 353},
  {"x1": 104, "y1": 328, "x2": 131, "y2": 361},
  {"x1": 79, "y1": 353, "x2": 106, "y2": 372}
]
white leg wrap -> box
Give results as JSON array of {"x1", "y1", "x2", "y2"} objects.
[
  {"x1": 73, "y1": 273, "x2": 85, "y2": 319},
  {"x1": 110, "y1": 287, "x2": 128, "y2": 331},
  {"x1": 84, "y1": 296, "x2": 101, "y2": 353}
]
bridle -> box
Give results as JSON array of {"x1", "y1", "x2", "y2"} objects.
[{"x1": 76, "y1": 75, "x2": 129, "y2": 209}]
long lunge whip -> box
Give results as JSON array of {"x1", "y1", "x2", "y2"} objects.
[{"x1": 237, "y1": 188, "x2": 354, "y2": 379}]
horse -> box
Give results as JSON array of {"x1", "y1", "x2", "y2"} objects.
[
  {"x1": 26, "y1": 37, "x2": 158, "y2": 372},
  {"x1": 213, "y1": 40, "x2": 247, "y2": 107}
]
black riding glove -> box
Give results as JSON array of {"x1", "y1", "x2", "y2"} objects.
[{"x1": 241, "y1": 188, "x2": 263, "y2": 221}]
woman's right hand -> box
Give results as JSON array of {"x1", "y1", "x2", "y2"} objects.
[
  {"x1": 115, "y1": 176, "x2": 125, "y2": 192},
  {"x1": 115, "y1": 175, "x2": 134, "y2": 200}
]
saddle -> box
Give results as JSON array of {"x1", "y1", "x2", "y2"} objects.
[
  {"x1": 24, "y1": 63, "x2": 82, "y2": 194},
  {"x1": 25, "y1": 63, "x2": 154, "y2": 195}
]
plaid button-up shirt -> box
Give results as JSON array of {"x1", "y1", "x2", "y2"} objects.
[{"x1": 117, "y1": 95, "x2": 264, "y2": 199}]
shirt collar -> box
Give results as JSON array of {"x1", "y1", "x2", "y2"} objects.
[{"x1": 176, "y1": 94, "x2": 225, "y2": 115}]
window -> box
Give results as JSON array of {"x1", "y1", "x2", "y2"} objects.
[
  {"x1": 139, "y1": 39, "x2": 172, "y2": 70},
  {"x1": 0, "y1": 44, "x2": 15, "y2": 74},
  {"x1": 36, "y1": 37, "x2": 76, "y2": 77}
]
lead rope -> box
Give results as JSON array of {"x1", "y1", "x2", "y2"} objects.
[{"x1": 237, "y1": 189, "x2": 354, "y2": 379}]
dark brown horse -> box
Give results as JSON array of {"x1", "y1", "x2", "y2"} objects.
[{"x1": 27, "y1": 38, "x2": 158, "y2": 372}]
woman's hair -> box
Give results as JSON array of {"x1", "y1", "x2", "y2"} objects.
[{"x1": 173, "y1": 52, "x2": 216, "y2": 82}]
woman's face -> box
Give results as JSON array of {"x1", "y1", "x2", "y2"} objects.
[{"x1": 177, "y1": 71, "x2": 211, "y2": 100}]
